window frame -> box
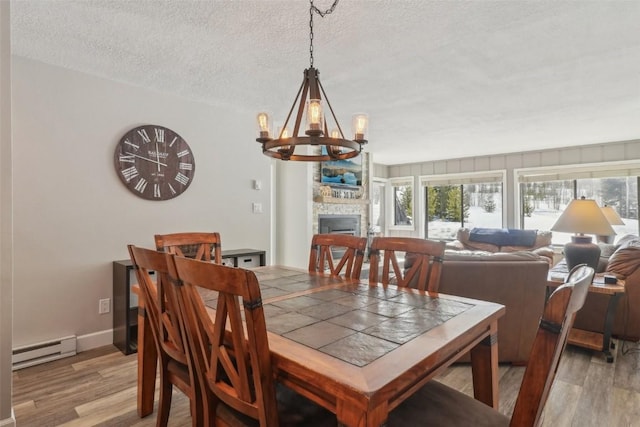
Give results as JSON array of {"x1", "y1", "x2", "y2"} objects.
[
  {"x1": 419, "y1": 170, "x2": 507, "y2": 240},
  {"x1": 389, "y1": 176, "x2": 415, "y2": 231},
  {"x1": 514, "y1": 161, "x2": 640, "y2": 230}
]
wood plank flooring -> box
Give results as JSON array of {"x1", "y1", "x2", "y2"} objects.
[{"x1": 12, "y1": 340, "x2": 640, "y2": 426}]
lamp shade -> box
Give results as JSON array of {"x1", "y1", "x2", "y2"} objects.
[
  {"x1": 551, "y1": 198, "x2": 615, "y2": 236},
  {"x1": 601, "y1": 205, "x2": 625, "y2": 226}
]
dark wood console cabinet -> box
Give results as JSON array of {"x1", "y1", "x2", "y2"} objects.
[{"x1": 113, "y1": 248, "x2": 266, "y2": 354}]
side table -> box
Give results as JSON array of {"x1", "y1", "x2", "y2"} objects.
[{"x1": 547, "y1": 272, "x2": 625, "y2": 363}]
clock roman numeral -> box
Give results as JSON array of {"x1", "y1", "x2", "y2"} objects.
[
  {"x1": 169, "y1": 136, "x2": 178, "y2": 148},
  {"x1": 177, "y1": 149, "x2": 190, "y2": 158},
  {"x1": 168, "y1": 183, "x2": 177, "y2": 195},
  {"x1": 134, "y1": 178, "x2": 148, "y2": 193},
  {"x1": 124, "y1": 139, "x2": 139, "y2": 150},
  {"x1": 121, "y1": 166, "x2": 138, "y2": 182},
  {"x1": 119, "y1": 154, "x2": 135, "y2": 163},
  {"x1": 137, "y1": 129, "x2": 151, "y2": 143},
  {"x1": 154, "y1": 128, "x2": 165, "y2": 143},
  {"x1": 175, "y1": 173, "x2": 189, "y2": 185},
  {"x1": 153, "y1": 183, "x2": 161, "y2": 198},
  {"x1": 179, "y1": 163, "x2": 193, "y2": 170}
]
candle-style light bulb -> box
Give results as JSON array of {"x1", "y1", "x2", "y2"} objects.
[
  {"x1": 330, "y1": 129, "x2": 340, "y2": 139},
  {"x1": 277, "y1": 126, "x2": 291, "y2": 153},
  {"x1": 306, "y1": 99, "x2": 323, "y2": 133},
  {"x1": 352, "y1": 113, "x2": 368, "y2": 141},
  {"x1": 257, "y1": 112, "x2": 271, "y2": 139}
]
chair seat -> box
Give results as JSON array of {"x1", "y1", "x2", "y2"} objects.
[
  {"x1": 216, "y1": 383, "x2": 337, "y2": 427},
  {"x1": 389, "y1": 380, "x2": 509, "y2": 427}
]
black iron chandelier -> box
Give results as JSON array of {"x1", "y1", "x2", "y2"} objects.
[{"x1": 256, "y1": 0, "x2": 368, "y2": 161}]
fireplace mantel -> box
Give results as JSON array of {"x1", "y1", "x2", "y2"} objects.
[{"x1": 313, "y1": 196, "x2": 370, "y2": 205}]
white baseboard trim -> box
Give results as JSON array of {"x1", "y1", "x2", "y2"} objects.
[
  {"x1": 76, "y1": 329, "x2": 113, "y2": 352},
  {"x1": 0, "y1": 409, "x2": 16, "y2": 427}
]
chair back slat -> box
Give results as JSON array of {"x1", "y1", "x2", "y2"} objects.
[
  {"x1": 128, "y1": 245, "x2": 189, "y2": 364},
  {"x1": 155, "y1": 232, "x2": 222, "y2": 263},
  {"x1": 308, "y1": 234, "x2": 367, "y2": 279},
  {"x1": 369, "y1": 237, "x2": 445, "y2": 292},
  {"x1": 509, "y1": 264, "x2": 593, "y2": 427},
  {"x1": 170, "y1": 254, "x2": 279, "y2": 426}
]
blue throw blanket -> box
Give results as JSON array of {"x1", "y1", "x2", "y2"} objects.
[{"x1": 469, "y1": 228, "x2": 537, "y2": 247}]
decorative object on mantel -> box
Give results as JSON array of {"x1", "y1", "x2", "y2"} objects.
[
  {"x1": 255, "y1": 0, "x2": 368, "y2": 161},
  {"x1": 319, "y1": 185, "x2": 332, "y2": 197},
  {"x1": 551, "y1": 196, "x2": 615, "y2": 270}
]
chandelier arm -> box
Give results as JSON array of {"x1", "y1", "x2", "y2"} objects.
[
  {"x1": 317, "y1": 77, "x2": 346, "y2": 140},
  {"x1": 280, "y1": 76, "x2": 306, "y2": 139},
  {"x1": 292, "y1": 73, "x2": 310, "y2": 137}
]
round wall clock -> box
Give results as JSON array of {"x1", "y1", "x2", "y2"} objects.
[{"x1": 114, "y1": 125, "x2": 195, "y2": 201}]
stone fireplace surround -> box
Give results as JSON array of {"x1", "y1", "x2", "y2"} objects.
[{"x1": 312, "y1": 153, "x2": 370, "y2": 238}]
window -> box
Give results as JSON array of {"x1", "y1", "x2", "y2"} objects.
[
  {"x1": 390, "y1": 177, "x2": 414, "y2": 229},
  {"x1": 518, "y1": 163, "x2": 640, "y2": 245},
  {"x1": 421, "y1": 172, "x2": 505, "y2": 240},
  {"x1": 370, "y1": 180, "x2": 386, "y2": 233}
]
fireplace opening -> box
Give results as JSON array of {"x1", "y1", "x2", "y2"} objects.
[
  {"x1": 318, "y1": 215, "x2": 361, "y2": 259},
  {"x1": 318, "y1": 215, "x2": 361, "y2": 237}
]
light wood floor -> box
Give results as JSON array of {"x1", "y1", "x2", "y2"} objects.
[{"x1": 12, "y1": 340, "x2": 640, "y2": 426}]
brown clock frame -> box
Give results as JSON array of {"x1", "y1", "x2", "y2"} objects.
[{"x1": 114, "y1": 124, "x2": 195, "y2": 201}]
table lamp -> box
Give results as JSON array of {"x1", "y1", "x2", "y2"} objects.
[
  {"x1": 551, "y1": 197, "x2": 615, "y2": 271},
  {"x1": 597, "y1": 205, "x2": 625, "y2": 244}
]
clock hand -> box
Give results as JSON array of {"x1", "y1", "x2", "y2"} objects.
[
  {"x1": 155, "y1": 142, "x2": 161, "y2": 172},
  {"x1": 125, "y1": 151, "x2": 167, "y2": 167}
]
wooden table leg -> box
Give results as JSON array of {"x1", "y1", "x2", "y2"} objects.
[
  {"x1": 335, "y1": 394, "x2": 387, "y2": 427},
  {"x1": 137, "y1": 302, "x2": 157, "y2": 417},
  {"x1": 470, "y1": 324, "x2": 499, "y2": 410}
]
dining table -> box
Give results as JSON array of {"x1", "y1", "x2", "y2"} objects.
[{"x1": 136, "y1": 265, "x2": 505, "y2": 427}]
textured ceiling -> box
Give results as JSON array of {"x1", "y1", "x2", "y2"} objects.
[{"x1": 10, "y1": 0, "x2": 640, "y2": 165}]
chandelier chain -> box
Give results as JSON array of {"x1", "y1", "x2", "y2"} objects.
[{"x1": 309, "y1": 0, "x2": 339, "y2": 68}]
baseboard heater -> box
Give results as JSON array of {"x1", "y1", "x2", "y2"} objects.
[{"x1": 12, "y1": 335, "x2": 77, "y2": 370}]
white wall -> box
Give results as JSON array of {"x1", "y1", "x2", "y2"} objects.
[
  {"x1": 275, "y1": 159, "x2": 313, "y2": 269},
  {"x1": 11, "y1": 57, "x2": 273, "y2": 348},
  {"x1": 0, "y1": 2, "x2": 14, "y2": 425}
]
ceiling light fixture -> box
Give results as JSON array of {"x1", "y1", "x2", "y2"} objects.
[{"x1": 256, "y1": 0, "x2": 368, "y2": 161}]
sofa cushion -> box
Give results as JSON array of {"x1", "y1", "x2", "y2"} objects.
[
  {"x1": 606, "y1": 237, "x2": 640, "y2": 277},
  {"x1": 444, "y1": 250, "x2": 543, "y2": 262}
]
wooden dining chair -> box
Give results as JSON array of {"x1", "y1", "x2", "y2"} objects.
[
  {"x1": 388, "y1": 264, "x2": 594, "y2": 427},
  {"x1": 155, "y1": 232, "x2": 222, "y2": 263},
  {"x1": 169, "y1": 254, "x2": 336, "y2": 426},
  {"x1": 127, "y1": 245, "x2": 201, "y2": 427},
  {"x1": 308, "y1": 233, "x2": 367, "y2": 279},
  {"x1": 368, "y1": 237, "x2": 445, "y2": 291}
]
